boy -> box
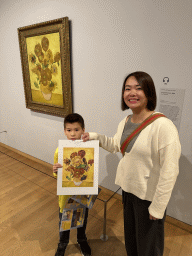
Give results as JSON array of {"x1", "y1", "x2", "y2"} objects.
[{"x1": 53, "y1": 113, "x2": 91, "y2": 256}]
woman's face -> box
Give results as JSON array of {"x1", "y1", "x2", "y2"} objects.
[{"x1": 123, "y1": 76, "x2": 148, "y2": 111}]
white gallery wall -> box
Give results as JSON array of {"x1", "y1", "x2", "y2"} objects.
[{"x1": 0, "y1": 0, "x2": 192, "y2": 225}]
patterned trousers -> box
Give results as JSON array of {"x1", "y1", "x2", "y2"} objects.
[{"x1": 59, "y1": 207, "x2": 89, "y2": 244}]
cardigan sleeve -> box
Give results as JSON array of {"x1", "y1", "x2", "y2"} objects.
[
  {"x1": 89, "y1": 132, "x2": 119, "y2": 153},
  {"x1": 53, "y1": 147, "x2": 58, "y2": 178},
  {"x1": 148, "y1": 128, "x2": 181, "y2": 219},
  {"x1": 89, "y1": 121, "x2": 123, "y2": 153}
]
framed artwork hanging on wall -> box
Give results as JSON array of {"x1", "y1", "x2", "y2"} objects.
[{"x1": 18, "y1": 17, "x2": 72, "y2": 117}]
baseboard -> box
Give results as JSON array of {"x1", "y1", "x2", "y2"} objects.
[
  {"x1": 0, "y1": 142, "x2": 52, "y2": 169},
  {"x1": 165, "y1": 215, "x2": 192, "y2": 233}
]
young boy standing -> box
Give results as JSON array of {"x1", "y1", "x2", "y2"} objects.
[{"x1": 53, "y1": 113, "x2": 92, "y2": 256}]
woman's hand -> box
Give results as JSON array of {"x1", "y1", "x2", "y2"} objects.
[
  {"x1": 149, "y1": 214, "x2": 159, "y2": 220},
  {"x1": 53, "y1": 163, "x2": 63, "y2": 173},
  {"x1": 82, "y1": 132, "x2": 90, "y2": 142}
]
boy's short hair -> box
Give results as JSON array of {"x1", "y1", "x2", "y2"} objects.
[{"x1": 64, "y1": 113, "x2": 85, "y2": 129}]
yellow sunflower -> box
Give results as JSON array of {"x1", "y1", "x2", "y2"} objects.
[
  {"x1": 45, "y1": 49, "x2": 54, "y2": 64},
  {"x1": 34, "y1": 43, "x2": 42, "y2": 57},
  {"x1": 71, "y1": 156, "x2": 83, "y2": 167},
  {"x1": 38, "y1": 52, "x2": 44, "y2": 63},
  {"x1": 43, "y1": 58, "x2": 49, "y2": 67},
  {"x1": 29, "y1": 53, "x2": 36, "y2": 64},
  {"x1": 31, "y1": 66, "x2": 39, "y2": 77},
  {"x1": 54, "y1": 52, "x2": 61, "y2": 63},
  {"x1": 41, "y1": 37, "x2": 49, "y2": 52},
  {"x1": 40, "y1": 68, "x2": 52, "y2": 85}
]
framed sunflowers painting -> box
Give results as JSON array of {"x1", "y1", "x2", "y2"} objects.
[
  {"x1": 18, "y1": 17, "x2": 72, "y2": 117},
  {"x1": 57, "y1": 140, "x2": 99, "y2": 195}
]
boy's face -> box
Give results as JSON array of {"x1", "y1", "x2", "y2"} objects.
[{"x1": 64, "y1": 122, "x2": 85, "y2": 140}]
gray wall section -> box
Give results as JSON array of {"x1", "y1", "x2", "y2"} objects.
[{"x1": 0, "y1": 0, "x2": 191, "y2": 225}]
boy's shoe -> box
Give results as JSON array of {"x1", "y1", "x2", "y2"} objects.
[
  {"x1": 55, "y1": 243, "x2": 68, "y2": 256},
  {"x1": 77, "y1": 241, "x2": 92, "y2": 256}
]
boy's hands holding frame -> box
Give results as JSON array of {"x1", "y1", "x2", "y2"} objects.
[
  {"x1": 53, "y1": 163, "x2": 63, "y2": 174},
  {"x1": 82, "y1": 133, "x2": 90, "y2": 142}
]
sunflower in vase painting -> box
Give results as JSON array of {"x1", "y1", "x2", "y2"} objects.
[
  {"x1": 28, "y1": 36, "x2": 61, "y2": 101},
  {"x1": 63, "y1": 149, "x2": 94, "y2": 186}
]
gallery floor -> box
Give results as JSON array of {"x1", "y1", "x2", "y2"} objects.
[{"x1": 0, "y1": 142, "x2": 192, "y2": 256}]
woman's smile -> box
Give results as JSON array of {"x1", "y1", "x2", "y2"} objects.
[{"x1": 129, "y1": 99, "x2": 139, "y2": 104}]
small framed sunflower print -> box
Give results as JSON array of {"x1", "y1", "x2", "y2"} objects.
[
  {"x1": 18, "y1": 17, "x2": 72, "y2": 117},
  {"x1": 57, "y1": 140, "x2": 99, "y2": 195}
]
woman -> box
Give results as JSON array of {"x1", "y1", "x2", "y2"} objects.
[{"x1": 82, "y1": 71, "x2": 181, "y2": 256}]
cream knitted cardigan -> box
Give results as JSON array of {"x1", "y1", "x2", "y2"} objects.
[{"x1": 89, "y1": 112, "x2": 181, "y2": 219}]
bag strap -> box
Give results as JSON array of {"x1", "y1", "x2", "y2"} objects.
[{"x1": 120, "y1": 113, "x2": 167, "y2": 156}]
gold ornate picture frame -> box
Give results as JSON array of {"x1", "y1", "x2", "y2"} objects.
[{"x1": 18, "y1": 17, "x2": 72, "y2": 117}]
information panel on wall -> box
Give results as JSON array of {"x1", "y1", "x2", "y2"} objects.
[{"x1": 159, "y1": 88, "x2": 185, "y2": 131}]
